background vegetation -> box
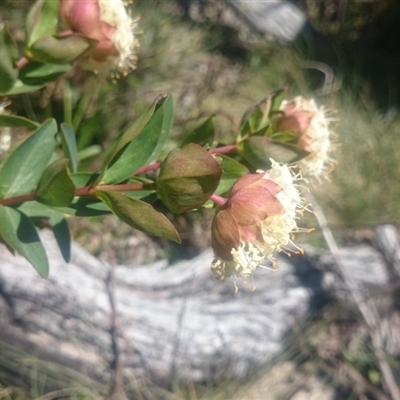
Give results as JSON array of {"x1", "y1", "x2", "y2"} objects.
[{"x1": 1, "y1": 0, "x2": 400, "y2": 398}]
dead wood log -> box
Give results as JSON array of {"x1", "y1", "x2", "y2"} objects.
[{"x1": 0, "y1": 227, "x2": 398, "y2": 394}]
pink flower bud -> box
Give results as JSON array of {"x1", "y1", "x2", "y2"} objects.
[
  {"x1": 276, "y1": 97, "x2": 336, "y2": 179},
  {"x1": 60, "y1": 0, "x2": 139, "y2": 73},
  {"x1": 211, "y1": 161, "x2": 306, "y2": 281}
]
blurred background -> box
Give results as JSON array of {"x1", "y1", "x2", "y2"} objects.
[{"x1": 1, "y1": 0, "x2": 400, "y2": 398}]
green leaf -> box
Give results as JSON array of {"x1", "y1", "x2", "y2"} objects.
[
  {"x1": 215, "y1": 155, "x2": 249, "y2": 195},
  {"x1": 0, "y1": 119, "x2": 57, "y2": 198},
  {"x1": 29, "y1": 34, "x2": 97, "y2": 64},
  {"x1": 180, "y1": 115, "x2": 215, "y2": 148},
  {"x1": 2, "y1": 80, "x2": 47, "y2": 96},
  {"x1": 70, "y1": 172, "x2": 99, "y2": 188},
  {"x1": 36, "y1": 158, "x2": 75, "y2": 206},
  {"x1": 101, "y1": 95, "x2": 169, "y2": 184},
  {"x1": 53, "y1": 197, "x2": 110, "y2": 217},
  {"x1": 26, "y1": 0, "x2": 59, "y2": 47},
  {"x1": 156, "y1": 143, "x2": 223, "y2": 213},
  {"x1": 4, "y1": 62, "x2": 71, "y2": 95},
  {"x1": 0, "y1": 114, "x2": 39, "y2": 129},
  {"x1": 0, "y1": 204, "x2": 49, "y2": 277},
  {"x1": 238, "y1": 136, "x2": 310, "y2": 170},
  {"x1": 148, "y1": 95, "x2": 174, "y2": 162},
  {"x1": 17, "y1": 201, "x2": 71, "y2": 262},
  {"x1": 60, "y1": 123, "x2": 78, "y2": 172},
  {"x1": 77, "y1": 145, "x2": 102, "y2": 161},
  {"x1": 0, "y1": 25, "x2": 18, "y2": 93},
  {"x1": 239, "y1": 90, "x2": 284, "y2": 138},
  {"x1": 19, "y1": 61, "x2": 71, "y2": 85},
  {"x1": 270, "y1": 90, "x2": 285, "y2": 113},
  {"x1": 102, "y1": 94, "x2": 165, "y2": 171},
  {"x1": 95, "y1": 190, "x2": 181, "y2": 243}
]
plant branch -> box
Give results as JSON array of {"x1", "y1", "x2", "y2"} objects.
[
  {"x1": 16, "y1": 56, "x2": 29, "y2": 70},
  {"x1": 210, "y1": 194, "x2": 227, "y2": 207},
  {"x1": 0, "y1": 192, "x2": 37, "y2": 207},
  {"x1": 0, "y1": 142, "x2": 237, "y2": 208},
  {"x1": 0, "y1": 183, "x2": 153, "y2": 207},
  {"x1": 209, "y1": 143, "x2": 238, "y2": 155}
]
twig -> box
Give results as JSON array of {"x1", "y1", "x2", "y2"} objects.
[{"x1": 305, "y1": 190, "x2": 400, "y2": 400}]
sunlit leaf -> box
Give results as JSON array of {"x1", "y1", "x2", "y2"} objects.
[
  {"x1": 95, "y1": 190, "x2": 181, "y2": 243},
  {"x1": 0, "y1": 204, "x2": 49, "y2": 277},
  {"x1": 0, "y1": 119, "x2": 57, "y2": 198}
]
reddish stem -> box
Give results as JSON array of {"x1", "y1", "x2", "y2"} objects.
[
  {"x1": 210, "y1": 194, "x2": 228, "y2": 207},
  {"x1": 16, "y1": 57, "x2": 29, "y2": 70},
  {"x1": 209, "y1": 143, "x2": 238, "y2": 155},
  {"x1": 134, "y1": 162, "x2": 161, "y2": 176},
  {"x1": 93, "y1": 183, "x2": 154, "y2": 192},
  {"x1": 0, "y1": 191, "x2": 37, "y2": 207},
  {"x1": 0, "y1": 183, "x2": 152, "y2": 207}
]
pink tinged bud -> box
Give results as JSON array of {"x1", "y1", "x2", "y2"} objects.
[
  {"x1": 276, "y1": 103, "x2": 314, "y2": 152},
  {"x1": 212, "y1": 210, "x2": 240, "y2": 261},
  {"x1": 227, "y1": 185, "x2": 283, "y2": 225},
  {"x1": 211, "y1": 161, "x2": 306, "y2": 281},
  {"x1": 61, "y1": 0, "x2": 117, "y2": 62},
  {"x1": 278, "y1": 97, "x2": 336, "y2": 179},
  {"x1": 281, "y1": 101, "x2": 314, "y2": 133},
  {"x1": 211, "y1": 173, "x2": 284, "y2": 262},
  {"x1": 60, "y1": 0, "x2": 138, "y2": 73}
]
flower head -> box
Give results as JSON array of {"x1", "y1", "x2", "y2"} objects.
[
  {"x1": 211, "y1": 161, "x2": 306, "y2": 281},
  {"x1": 276, "y1": 96, "x2": 336, "y2": 179},
  {"x1": 60, "y1": 0, "x2": 139, "y2": 74}
]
